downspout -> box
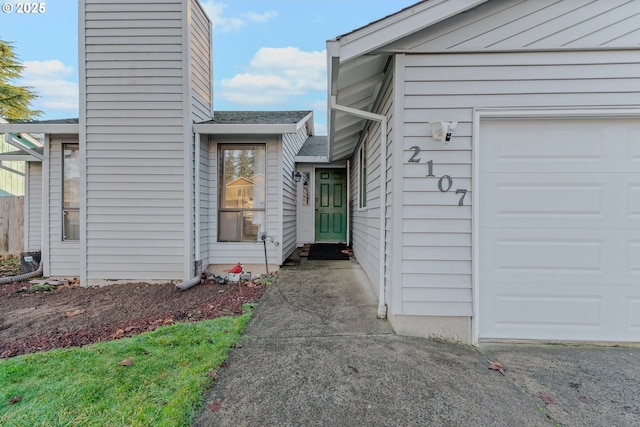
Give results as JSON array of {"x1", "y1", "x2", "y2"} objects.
[
  {"x1": 177, "y1": 132, "x2": 203, "y2": 292},
  {"x1": 330, "y1": 99, "x2": 387, "y2": 319},
  {"x1": 176, "y1": 260, "x2": 202, "y2": 291}
]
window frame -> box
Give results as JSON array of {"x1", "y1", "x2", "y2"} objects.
[
  {"x1": 62, "y1": 143, "x2": 79, "y2": 241},
  {"x1": 218, "y1": 143, "x2": 267, "y2": 242}
]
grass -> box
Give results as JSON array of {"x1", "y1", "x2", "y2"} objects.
[{"x1": 0, "y1": 307, "x2": 254, "y2": 426}]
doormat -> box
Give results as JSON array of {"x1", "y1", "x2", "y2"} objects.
[{"x1": 307, "y1": 243, "x2": 350, "y2": 261}]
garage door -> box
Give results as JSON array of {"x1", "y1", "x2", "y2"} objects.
[{"x1": 479, "y1": 118, "x2": 640, "y2": 342}]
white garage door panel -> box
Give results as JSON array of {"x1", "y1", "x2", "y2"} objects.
[
  {"x1": 480, "y1": 118, "x2": 640, "y2": 342},
  {"x1": 482, "y1": 174, "x2": 640, "y2": 230},
  {"x1": 481, "y1": 283, "x2": 640, "y2": 341},
  {"x1": 481, "y1": 228, "x2": 640, "y2": 286},
  {"x1": 480, "y1": 119, "x2": 640, "y2": 174}
]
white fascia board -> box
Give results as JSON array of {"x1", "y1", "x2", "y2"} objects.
[
  {"x1": 0, "y1": 154, "x2": 40, "y2": 162},
  {"x1": 4, "y1": 134, "x2": 43, "y2": 160},
  {"x1": 193, "y1": 123, "x2": 300, "y2": 134},
  {"x1": 294, "y1": 155, "x2": 329, "y2": 164},
  {"x1": 298, "y1": 111, "x2": 314, "y2": 133},
  {"x1": 0, "y1": 123, "x2": 79, "y2": 134},
  {"x1": 336, "y1": 0, "x2": 489, "y2": 63}
]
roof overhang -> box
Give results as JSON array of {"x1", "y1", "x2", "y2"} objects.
[
  {"x1": 194, "y1": 111, "x2": 313, "y2": 135},
  {"x1": 0, "y1": 150, "x2": 42, "y2": 162},
  {"x1": 327, "y1": 0, "x2": 488, "y2": 162},
  {"x1": 0, "y1": 122, "x2": 79, "y2": 134}
]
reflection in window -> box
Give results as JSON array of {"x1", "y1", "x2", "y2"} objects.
[
  {"x1": 63, "y1": 144, "x2": 80, "y2": 241},
  {"x1": 219, "y1": 144, "x2": 266, "y2": 242}
]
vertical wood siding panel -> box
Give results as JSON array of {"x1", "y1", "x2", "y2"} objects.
[{"x1": 0, "y1": 137, "x2": 25, "y2": 196}]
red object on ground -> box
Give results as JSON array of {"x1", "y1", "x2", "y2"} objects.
[{"x1": 224, "y1": 263, "x2": 243, "y2": 274}]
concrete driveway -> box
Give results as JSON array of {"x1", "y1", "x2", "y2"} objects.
[{"x1": 193, "y1": 259, "x2": 640, "y2": 426}]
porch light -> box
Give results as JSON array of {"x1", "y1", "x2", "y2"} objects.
[{"x1": 292, "y1": 171, "x2": 302, "y2": 183}]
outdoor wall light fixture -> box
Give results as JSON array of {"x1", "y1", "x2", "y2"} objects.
[
  {"x1": 292, "y1": 171, "x2": 302, "y2": 183},
  {"x1": 430, "y1": 121, "x2": 457, "y2": 143}
]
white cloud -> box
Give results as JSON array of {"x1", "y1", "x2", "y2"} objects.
[
  {"x1": 244, "y1": 10, "x2": 278, "y2": 23},
  {"x1": 21, "y1": 60, "x2": 79, "y2": 113},
  {"x1": 219, "y1": 47, "x2": 326, "y2": 107},
  {"x1": 201, "y1": 1, "x2": 277, "y2": 34}
]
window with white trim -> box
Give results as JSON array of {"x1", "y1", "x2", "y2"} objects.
[
  {"x1": 218, "y1": 144, "x2": 266, "y2": 242},
  {"x1": 63, "y1": 143, "x2": 79, "y2": 241}
]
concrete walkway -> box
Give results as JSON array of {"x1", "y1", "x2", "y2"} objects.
[{"x1": 193, "y1": 259, "x2": 640, "y2": 426}]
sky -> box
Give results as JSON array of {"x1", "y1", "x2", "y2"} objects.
[{"x1": 0, "y1": 0, "x2": 418, "y2": 135}]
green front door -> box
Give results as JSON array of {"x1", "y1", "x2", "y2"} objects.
[{"x1": 315, "y1": 168, "x2": 347, "y2": 242}]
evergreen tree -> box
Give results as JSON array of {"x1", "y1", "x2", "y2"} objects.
[
  {"x1": 238, "y1": 149, "x2": 254, "y2": 178},
  {"x1": 224, "y1": 149, "x2": 238, "y2": 182},
  {"x1": 0, "y1": 40, "x2": 42, "y2": 121}
]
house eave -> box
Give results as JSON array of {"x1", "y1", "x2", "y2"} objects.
[
  {"x1": 0, "y1": 123, "x2": 79, "y2": 134},
  {"x1": 0, "y1": 153, "x2": 41, "y2": 162},
  {"x1": 193, "y1": 123, "x2": 300, "y2": 134},
  {"x1": 294, "y1": 155, "x2": 329, "y2": 164},
  {"x1": 327, "y1": 0, "x2": 489, "y2": 162},
  {"x1": 334, "y1": 0, "x2": 489, "y2": 63},
  {"x1": 194, "y1": 111, "x2": 313, "y2": 136}
]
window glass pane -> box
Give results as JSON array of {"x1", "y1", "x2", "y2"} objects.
[
  {"x1": 64, "y1": 210, "x2": 79, "y2": 241},
  {"x1": 64, "y1": 144, "x2": 79, "y2": 209},
  {"x1": 243, "y1": 211, "x2": 264, "y2": 241},
  {"x1": 221, "y1": 146, "x2": 266, "y2": 209},
  {"x1": 219, "y1": 211, "x2": 241, "y2": 241}
]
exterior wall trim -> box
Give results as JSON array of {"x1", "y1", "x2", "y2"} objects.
[
  {"x1": 391, "y1": 54, "x2": 405, "y2": 315},
  {"x1": 471, "y1": 106, "x2": 640, "y2": 345},
  {"x1": 41, "y1": 135, "x2": 50, "y2": 277},
  {"x1": 183, "y1": 0, "x2": 194, "y2": 279},
  {"x1": 78, "y1": 0, "x2": 87, "y2": 285}
]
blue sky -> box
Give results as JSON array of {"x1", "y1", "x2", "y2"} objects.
[{"x1": 0, "y1": 0, "x2": 418, "y2": 134}]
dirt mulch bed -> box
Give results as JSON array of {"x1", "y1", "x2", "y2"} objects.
[{"x1": 0, "y1": 277, "x2": 268, "y2": 359}]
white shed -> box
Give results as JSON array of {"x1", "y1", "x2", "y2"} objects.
[{"x1": 328, "y1": 0, "x2": 640, "y2": 344}]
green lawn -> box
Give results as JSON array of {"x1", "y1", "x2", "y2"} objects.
[{"x1": 0, "y1": 307, "x2": 254, "y2": 426}]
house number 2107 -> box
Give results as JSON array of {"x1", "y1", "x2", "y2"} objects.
[{"x1": 409, "y1": 146, "x2": 468, "y2": 206}]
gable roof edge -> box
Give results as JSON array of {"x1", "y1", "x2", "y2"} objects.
[{"x1": 333, "y1": 0, "x2": 489, "y2": 63}]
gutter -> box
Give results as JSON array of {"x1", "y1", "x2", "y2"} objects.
[{"x1": 330, "y1": 98, "x2": 387, "y2": 319}]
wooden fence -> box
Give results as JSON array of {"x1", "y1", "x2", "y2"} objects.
[{"x1": 0, "y1": 196, "x2": 24, "y2": 259}]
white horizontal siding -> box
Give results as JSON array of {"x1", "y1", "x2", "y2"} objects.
[
  {"x1": 281, "y1": 126, "x2": 308, "y2": 262},
  {"x1": 398, "y1": 48, "x2": 640, "y2": 318},
  {"x1": 208, "y1": 138, "x2": 282, "y2": 266},
  {"x1": 350, "y1": 68, "x2": 395, "y2": 307},
  {"x1": 26, "y1": 162, "x2": 42, "y2": 252},
  {"x1": 387, "y1": 0, "x2": 640, "y2": 52},
  {"x1": 189, "y1": 0, "x2": 212, "y2": 122},
  {"x1": 83, "y1": 0, "x2": 187, "y2": 283},
  {"x1": 49, "y1": 137, "x2": 80, "y2": 276},
  {"x1": 199, "y1": 135, "x2": 210, "y2": 263}
]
